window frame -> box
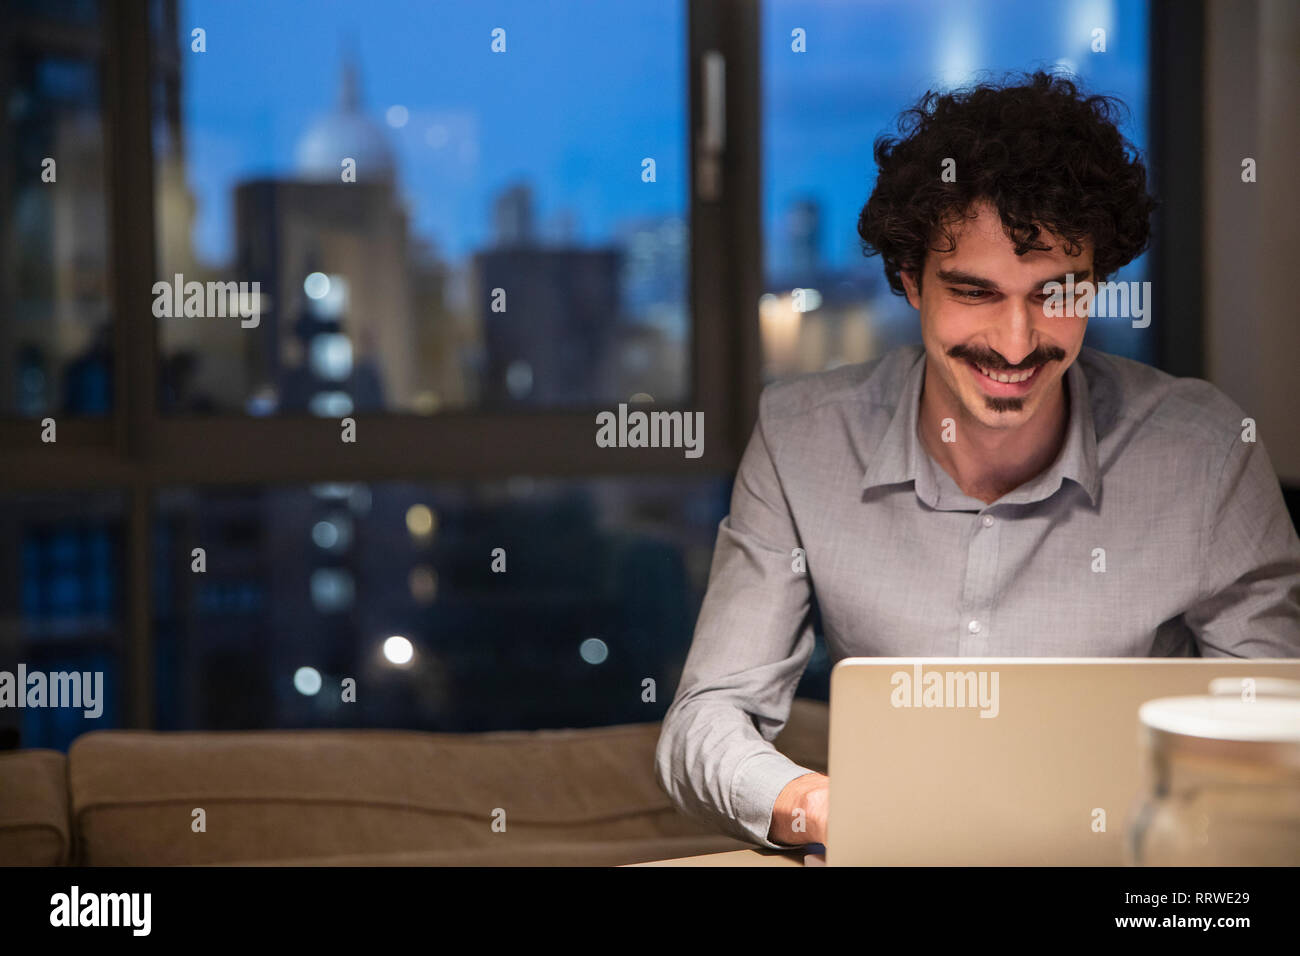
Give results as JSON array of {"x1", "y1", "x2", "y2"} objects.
[
  {"x1": 1, "y1": 0, "x2": 763, "y2": 727},
  {"x1": 0, "y1": 0, "x2": 1195, "y2": 729}
]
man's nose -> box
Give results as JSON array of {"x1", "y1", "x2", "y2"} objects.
[{"x1": 988, "y1": 300, "x2": 1038, "y2": 367}]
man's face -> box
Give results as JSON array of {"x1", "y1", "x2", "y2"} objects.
[{"x1": 901, "y1": 201, "x2": 1092, "y2": 430}]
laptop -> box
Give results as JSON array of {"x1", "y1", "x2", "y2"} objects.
[{"x1": 826, "y1": 657, "x2": 1300, "y2": 865}]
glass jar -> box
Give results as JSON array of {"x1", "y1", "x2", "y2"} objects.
[{"x1": 1127, "y1": 696, "x2": 1300, "y2": 866}]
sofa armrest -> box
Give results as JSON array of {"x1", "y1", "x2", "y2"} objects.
[{"x1": 0, "y1": 749, "x2": 70, "y2": 866}]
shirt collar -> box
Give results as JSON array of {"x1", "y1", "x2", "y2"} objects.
[{"x1": 860, "y1": 348, "x2": 1099, "y2": 509}]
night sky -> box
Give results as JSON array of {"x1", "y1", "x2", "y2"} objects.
[{"x1": 178, "y1": 0, "x2": 1148, "y2": 274}]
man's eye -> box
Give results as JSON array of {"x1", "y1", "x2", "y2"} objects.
[{"x1": 954, "y1": 288, "x2": 989, "y2": 300}]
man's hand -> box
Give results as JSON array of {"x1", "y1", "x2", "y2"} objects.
[{"x1": 768, "y1": 772, "x2": 829, "y2": 846}]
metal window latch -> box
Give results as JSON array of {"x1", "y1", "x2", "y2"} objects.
[{"x1": 697, "y1": 50, "x2": 725, "y2": 202}]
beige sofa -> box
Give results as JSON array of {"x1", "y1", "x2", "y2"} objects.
[{"x1": 0, "y1": 699, "x2": 827, "y2": 866}]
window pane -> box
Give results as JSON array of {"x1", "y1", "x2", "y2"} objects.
[
  {"x1": 761, "y1": 0, "x2": 1152, "y2": 380},
  {"x1": 1, "y1": 2, "x2": 113, "y2": 417},
  {"x1": 154, "y1": 0, "x2": 689, "y2": 416},
  {"x1": 0, "y1": 492, "x2": 124, "y2": 750},
  {"x1": 153, "y1": 477, "x2": 728, "y2": 731}
]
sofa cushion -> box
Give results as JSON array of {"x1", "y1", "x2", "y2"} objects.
[
  {"x1": 0, "y1": 749, "x2": 70, "y2": 866},
  {"x1": 68, "y1": 699, "x2": 829, "y2": 866},
  {"x1": 68, "y1": 722, "x2": 729, "y2": 865}
]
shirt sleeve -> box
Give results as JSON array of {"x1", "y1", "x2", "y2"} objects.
[
  {"x1": 655, "y1": 390, "x2": 819, "y2": 847},
  {"x1": 1186, "y1": 430, "x2": 1300, "y2": 655}
]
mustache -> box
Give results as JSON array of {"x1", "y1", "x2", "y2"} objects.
[{"x1": 947, "y1": 345, "x2": 1066, "y2": 372}]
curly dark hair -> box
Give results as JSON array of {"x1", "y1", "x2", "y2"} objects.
[{"x1": 857, "y1": 70, "x2": 1156, "y2": 295}]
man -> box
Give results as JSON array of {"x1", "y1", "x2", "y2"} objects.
[{"x1": 655, "y1": 71, "x2": 1300, "y2": 850}]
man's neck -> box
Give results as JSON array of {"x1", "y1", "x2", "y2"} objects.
[{"x1": 917, "y1": 360, "x2": 1070, "y2": 506}]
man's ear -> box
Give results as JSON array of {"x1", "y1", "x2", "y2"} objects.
[{"x1": 900, "y1": 269, "x2": 922, "y2": 310}]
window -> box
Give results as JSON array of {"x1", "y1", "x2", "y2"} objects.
[
  {"x1": 0, "y1": 492, "x2": 124, "y2": 750},
  {"x1": 153, "y1": 477, "x2": 728, "y2": 731},
  {"x1": 0, "y1": 3, "x2": 112, "y2": 417},
  {"x1": 153, "y1": 0, "x2": 689, "y2": 415},
  {"x1": 760, "y1": 0, "x2": 1152, "y2": 380},
  {"x1": 2, "y1": 0, "x2": 748, "y2": 746},
  {"x1": 0, "y1": 0, "x2": 1175, "y2": 746}
]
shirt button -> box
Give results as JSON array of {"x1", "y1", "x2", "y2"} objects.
[
  {"x1": 968, "y1": 619, "x2": 982, "y2": 634},
  {"x1": 981, "y1": 515, "x2": 994, "y2": 527}
]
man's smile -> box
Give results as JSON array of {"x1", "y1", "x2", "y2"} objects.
[{"x1": 963, "y1": 357, "x2": 1046, "y2": 398}]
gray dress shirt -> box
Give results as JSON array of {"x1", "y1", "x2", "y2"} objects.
[{"x1": 656, "y1": 344, "x2": 1300, "y2": 847}]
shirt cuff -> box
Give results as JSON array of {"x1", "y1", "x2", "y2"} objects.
[{"x1": 730, "y1": 750, "x2": 817, "y2": 849}]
